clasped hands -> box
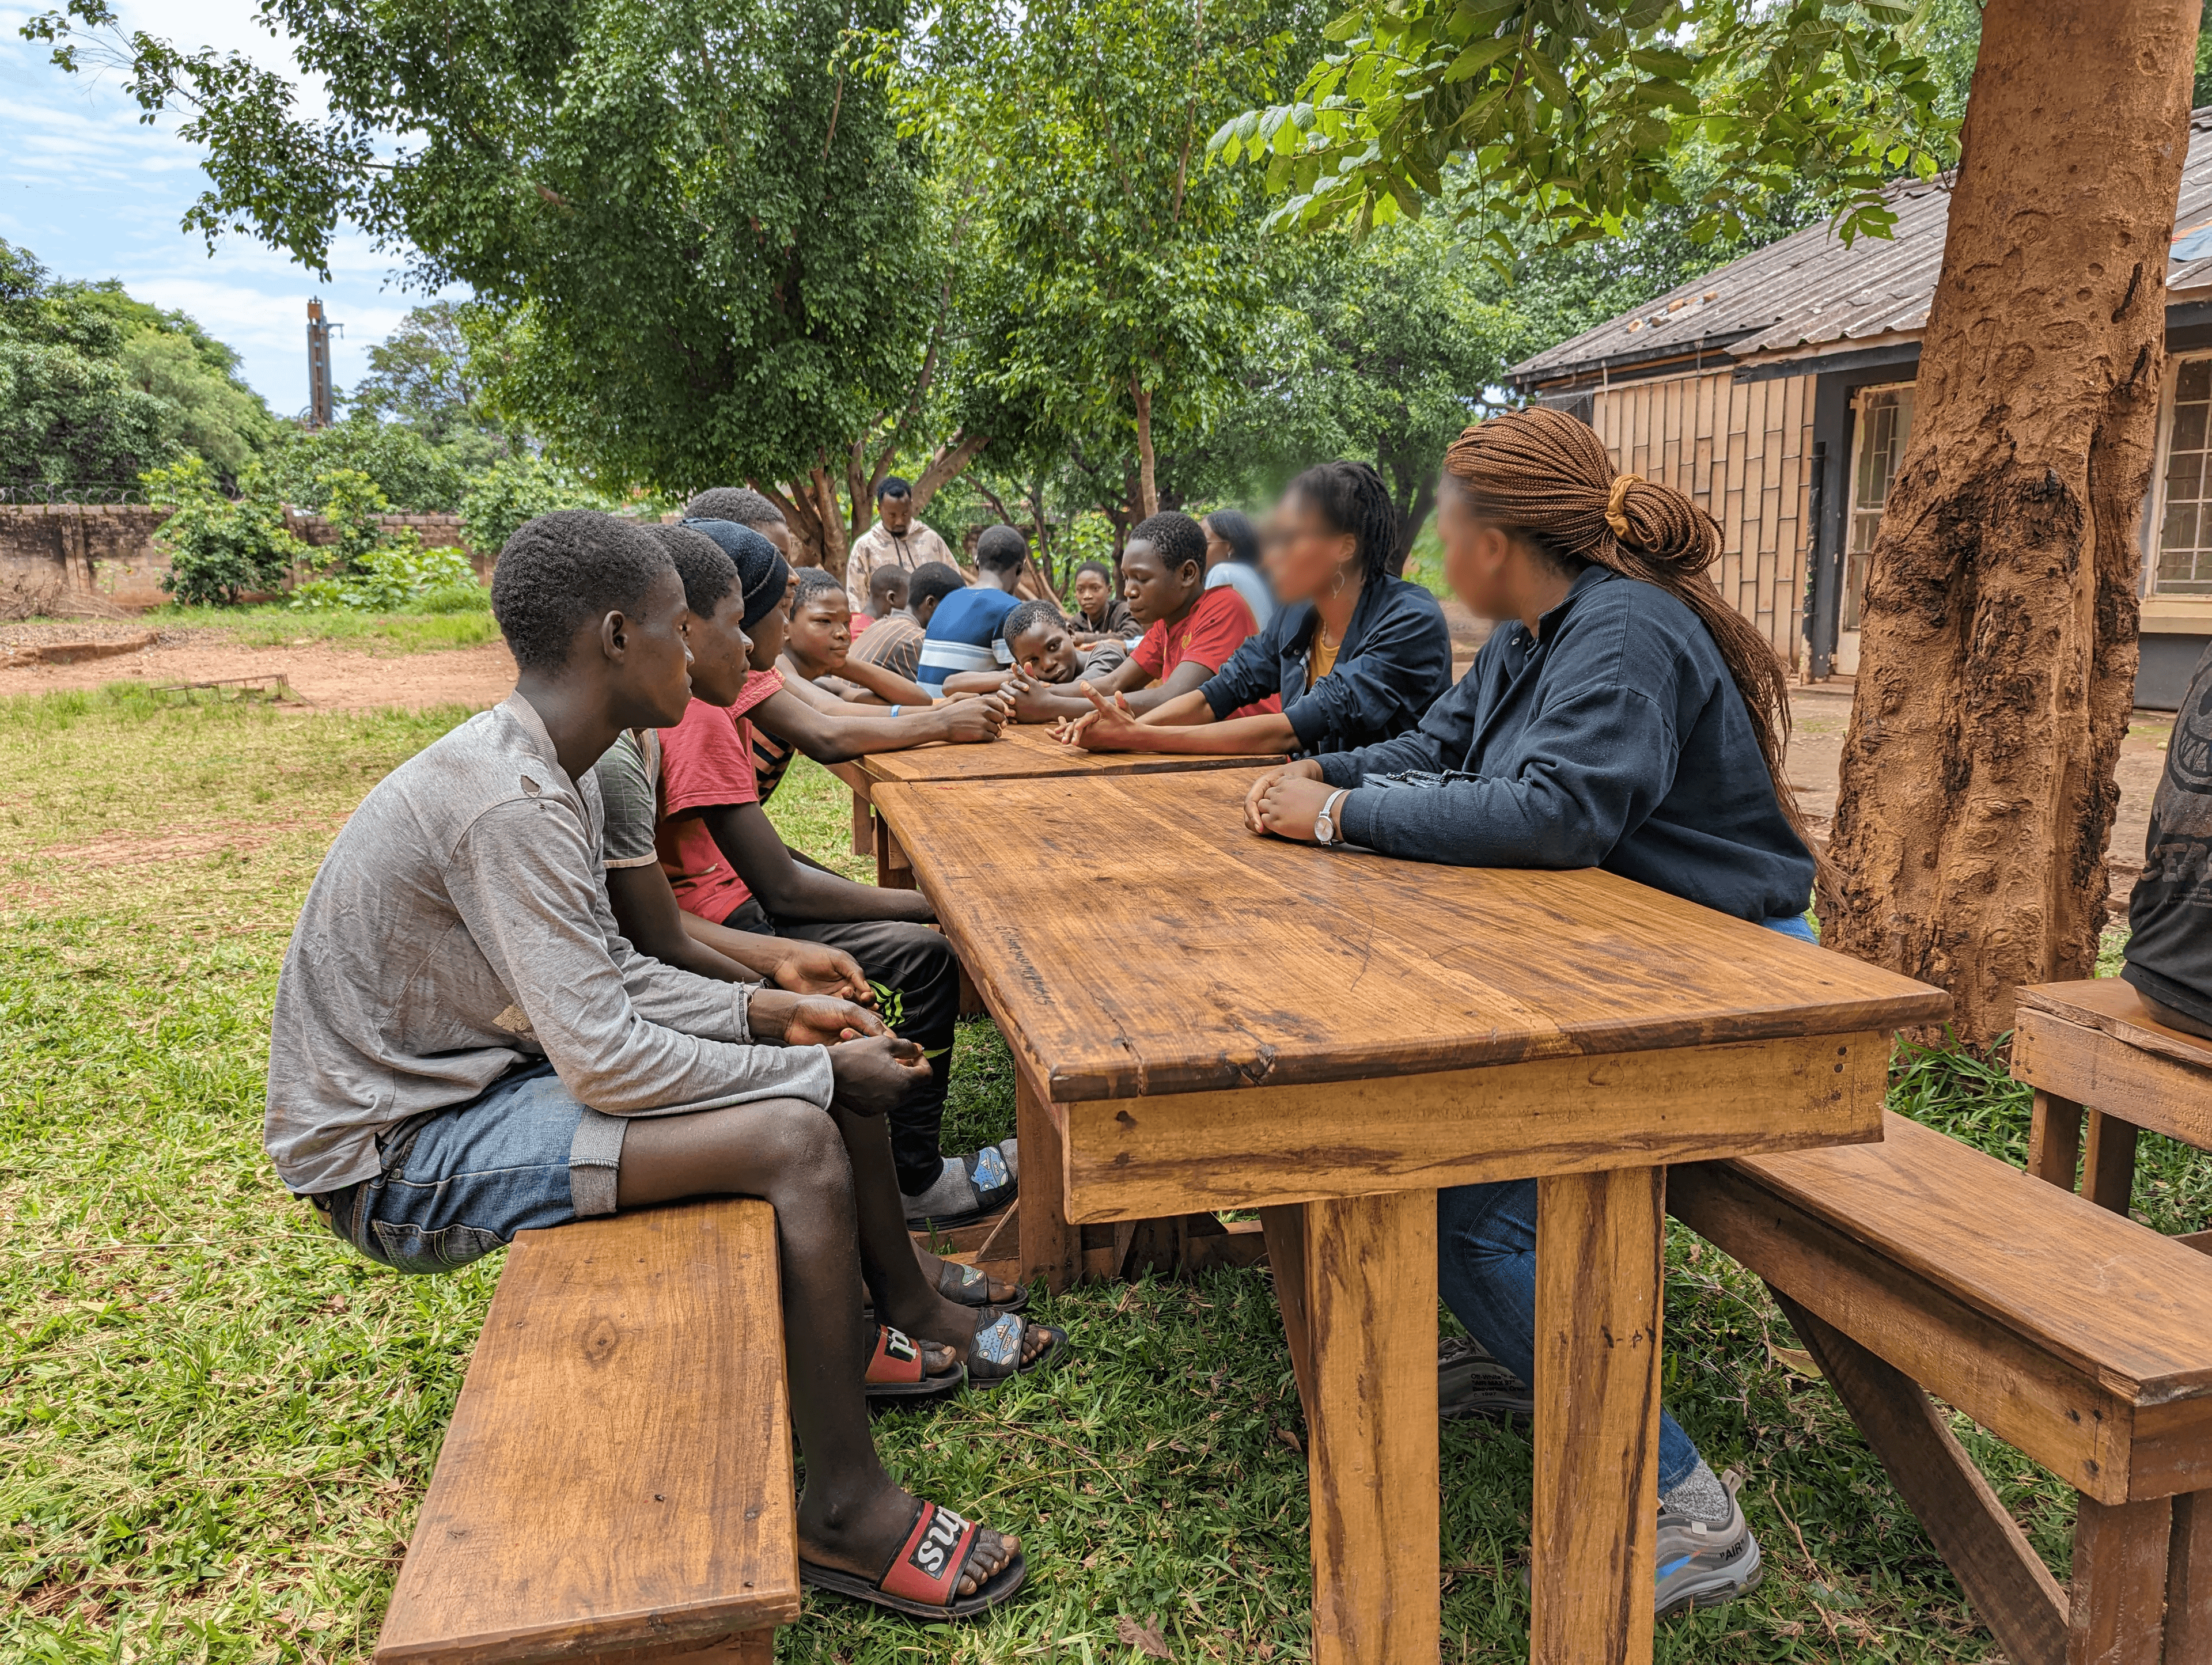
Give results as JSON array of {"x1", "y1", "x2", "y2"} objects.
[{"x1": 1243, "y1": 757, "x2": 1336, "y2": 843}]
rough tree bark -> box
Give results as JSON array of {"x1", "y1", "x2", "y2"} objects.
[
  {"x1": 1132, "y1": 377, "x2": 1160, "y2": 519},
  {"x1": 1823, "y1": 0, "x2": 2200, "y2": 1044}
]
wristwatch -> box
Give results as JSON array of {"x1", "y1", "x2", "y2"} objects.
[{"x1": 1314, "y1": 788, "x2": 1350, "y2": 848}]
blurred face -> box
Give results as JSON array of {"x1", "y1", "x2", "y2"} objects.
[
  {"x1": 879, "y1": 491, "x2": 914, "y2": 534},
  {"x1": 747, "y1": 590, "x2": 790, "y2": 670},
  {"x1": 1263, "y1": 488, "x2": 1359, "y2": 606},
  {"x1": 1436, "y1": 475, "x2": 1518, "y2": 621},
  {"x1": 756, "y1": 518, "x2": 793, "y2": 559},
  {"x1": 1009, "y1": 618, "x2": 1081, "y2": 683},
  {"x1": 1120, "y1": 539, "x2": 1200, "y2": 627},
  {"x1": 683, "y1": 588, "x2": 755, "y2": 708},
  {"x1": 785, "y1": 587, "x2": 852, "y2": 671},
  {"x1": 1072, "y1": 568, "x2": 1111, "y2": 617},
  {"x1": 609, "y1": 566, "x2": 696, "y2": 727},
  {"x1": 870, "y1": 568, "x2": 909, "y2": 617},
  {"x1": 1202, "y1": 519, "x2": 1236, "y2": 571}
]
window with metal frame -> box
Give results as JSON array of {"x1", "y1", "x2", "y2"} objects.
[{"x1": 2156, "y1": 356, "x2": 2212, "y2": 595}]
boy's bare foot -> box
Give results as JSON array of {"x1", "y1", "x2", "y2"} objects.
[
  {"x1": 880, "y1": 1289, "x2": 1056, "y2": 1371},
  {"x1": 800, "y1": 1482, "x2": 1021, "y2": 1598},
  {"x1": 918, "y1": 1249, "x2": 1023, "y2": 1309}
]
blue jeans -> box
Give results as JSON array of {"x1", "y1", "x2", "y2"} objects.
[{"x1": 1437, "y1": 911, "x2": 1819, "y2": 1493}]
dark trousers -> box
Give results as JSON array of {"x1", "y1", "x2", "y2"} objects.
[{"x1": 724, "y1": 900, "x2": 960, "y2": 1194}]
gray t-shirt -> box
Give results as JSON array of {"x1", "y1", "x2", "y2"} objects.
[{"x1": 594, "y1": 729, "x2": 662, "y2": 869}]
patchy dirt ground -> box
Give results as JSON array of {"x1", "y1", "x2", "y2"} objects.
[{"x1": 0, "y1": 629, "x2": 517, "y2": 712}]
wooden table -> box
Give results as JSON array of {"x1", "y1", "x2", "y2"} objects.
[
  {"x1": 830, "y1": 724, "x2": 1283, "y2": 887},
  {"x1": 870, "y1": 767, "x2": 1948, "y2": 1665}
]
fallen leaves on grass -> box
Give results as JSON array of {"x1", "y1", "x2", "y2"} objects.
[{"x1": 1116, "y1": 1613, "x2": 1172, "y2": 1658}]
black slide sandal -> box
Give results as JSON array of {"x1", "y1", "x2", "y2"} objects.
[{"x1": 801, "y1": 1499, "x2": 1027, "y2": 1618}]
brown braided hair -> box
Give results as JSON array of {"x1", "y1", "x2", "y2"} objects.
[{"x1": 1440, "y1": 406, "x2": 1817, "y2": 863}]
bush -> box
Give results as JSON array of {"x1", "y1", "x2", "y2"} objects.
[
  {"x1": 459, "y1": 453, "x2": 613, "y2": 557},
  {"x1": 290, "y1": 542, "x2": 480, "y2": 613},
  {"x1": 144, "y1": 457, "x2": 305, "y2": 607},
  {"x1": 248, "y1": 416, "x2": 469, "y2": 511}
]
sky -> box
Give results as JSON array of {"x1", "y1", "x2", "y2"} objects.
[{"x1": 0, "y1": 0, "x2": 456, "y2": 417}]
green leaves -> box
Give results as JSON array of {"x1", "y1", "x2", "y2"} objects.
[{"x1": 1207, "y1": 0, "x2": 1959, "y2": 266}]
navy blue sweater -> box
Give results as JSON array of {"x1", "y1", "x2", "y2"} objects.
[
  {"x1": 1200, "y1": 573, "x2": 1453, "y2": 756},
  {"x1": 1317, "y1": 567, "x2": 1814, "y2": 921}
]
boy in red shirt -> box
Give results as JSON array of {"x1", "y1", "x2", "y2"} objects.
[{"x1": 1011, "y1": 511, "x2": 1277, "y2": 723}]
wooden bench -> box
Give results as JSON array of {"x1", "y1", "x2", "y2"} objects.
[
  {"x1": 2014, "y1": 978, "x2": 2212, "y2": 1250},
  {"x1": 375, "y1": 1201, "x2": 799, "y2": 1665},
  {"x1": 1672, "y1": 1112, "x2": 2212, "y2": 1665}
]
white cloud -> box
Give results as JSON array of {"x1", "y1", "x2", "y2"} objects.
[{"x1": 0, "y1": 3, "x2": 459, "y2": 411}]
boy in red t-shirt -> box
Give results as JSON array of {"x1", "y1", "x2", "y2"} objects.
[{"x1": 1009, "y1": 511, "x2": 1278, "y2": 724}]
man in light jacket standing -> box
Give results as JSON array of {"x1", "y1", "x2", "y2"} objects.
[{"x1": 844, "y1": 476, "x2": 956, "y2": 613}]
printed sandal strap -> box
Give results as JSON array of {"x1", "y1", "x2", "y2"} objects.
[
  {"x1": 971, "y1": 1310, "x2": 1025, "y2": 1370},
  {"x1": 877, "y1": 1500, "x2": 983, "y2": 1607},
  {"x1": 965, "y1": 1144, "x2": 1013, "y2": 1199},
  {"x1": 865, "y1": 1325, "x2": 925, "y2": 1386},
  {"x1": 942, "y1": 1261, "x2": 990, "y2": 1298}
]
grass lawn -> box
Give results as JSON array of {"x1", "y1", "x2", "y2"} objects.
[
  {"x1": 5, "y1": 685, "x2": 2210, "y2": 1663},
  {"x1": 138, "y1": 598, "x2": 503, "y2": 655}
]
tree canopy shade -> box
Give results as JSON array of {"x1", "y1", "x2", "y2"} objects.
[
  {"x1": 1209, "y1": 0, "x2": 1954, "y2": 257},
  {"x1": 26, "y1": 0, "x2": 941, "y2": 518},
  {"x1": 899, "y1": 0, "x2": 1300, "y2": 521}
]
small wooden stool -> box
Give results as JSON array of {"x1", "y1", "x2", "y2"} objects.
[{"x1": 2012, "y1": 979, "x2": 2212, "y2": 1250}]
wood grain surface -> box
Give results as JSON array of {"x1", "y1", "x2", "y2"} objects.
[
  {"x1": 1672, "y1": 1114, "x2": 2212, "y2": 1505},
  {"x1": 2067, "y1": 1497, "x2": 2173, "y2": 1665},
  {"x1": 375, "y1": 1203, "x2": 798, "y2": 1665},
  {"x1": 2018, "y1": 978, "x2": 2212, "y2": 1074},
  {"x1": 1531, "y1": 1167, "x2": 1662, "y2": 1665},
  {"x1": 2013, "y1": 1007, "x2": 2212, "y2": 1161},
  {"x1": 1053, "y1": 1030, "x2": 1884, "y2": 1220},
  {"x1": 2169, "y1": 1491, "x2": 2212, "y2": 1662},
  {"x1": 858, "y1": 722, "x2": 1283, "y2": 784},
  {"x1": 1298, "y1": 1192, "x2": 1440, "y2": 1665},
  {"x1": 873, "y1": 769, "x2": 1948, "y2": 1103}
]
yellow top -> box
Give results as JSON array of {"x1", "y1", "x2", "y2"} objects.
[{"x1": 1309, "y1": 628, "x2": 1341, "y2": 684}]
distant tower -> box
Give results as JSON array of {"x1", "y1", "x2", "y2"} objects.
[{"x1": 306, "y1": 298, "x2": 334, "y2": 429}]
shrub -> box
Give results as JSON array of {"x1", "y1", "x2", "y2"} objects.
[
  {"x1": 459, "y1": 453, "x2": 613, "y2": 557},
  {"x1": 248, "y1": 415, "x2": 469, "y2": 511},
  {"x1": 290, "y1": 542, "x2": 480, "y2": 613},
  {"x1": 144, "y1": 457, "x2": 304, "y2": 607}
]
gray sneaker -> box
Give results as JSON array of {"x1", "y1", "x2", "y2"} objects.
[
  {"x1": 1438, "y1": 1335, "x2": 1536, "y2": 1421},
  {"x1": 1654, "y1": 1469, "x2": 1763, "y2": 1619}
]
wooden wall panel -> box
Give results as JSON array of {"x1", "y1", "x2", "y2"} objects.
[{"x1": 1584, "y1": 368, "x2": 1814, "y2": 666}]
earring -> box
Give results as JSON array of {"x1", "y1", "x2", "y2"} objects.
[{"x1": 1330, "y1": 564, "x2": 1347, "y2": 598}]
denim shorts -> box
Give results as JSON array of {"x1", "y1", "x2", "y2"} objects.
[{"x1": 319, "y1": 1061, "x2": 628, "y2": 1275}]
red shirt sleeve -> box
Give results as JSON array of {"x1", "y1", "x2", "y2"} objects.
[
  {"x1": 1131, "y1": 619, "x2": 1169, "y2": 678},
  {"x1": 1179, "y1": 586, "x2": 1259, "y2": 674},
  {"x1": 658, "y1": 697, "x2": 762, "y2": 814}
]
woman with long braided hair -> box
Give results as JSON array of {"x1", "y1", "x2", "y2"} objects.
[
  {"x1": 1054, "y1": 461, "x2": 1453, "y2": 759},
  {"x1": 1246, "y1": 407, "x2": 1816, "y2": 1621}
]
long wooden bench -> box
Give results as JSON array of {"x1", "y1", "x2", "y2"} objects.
[
  {"x1": 2014, "y1": 978, "x2": 2212, "y2": 1250},
  {"x1": 1672, "y1": 1112, "x2": 2212, "y2": 1665},
  {"x1": 375, "y1": 1201, "x2": 799, "y2": 1665}
]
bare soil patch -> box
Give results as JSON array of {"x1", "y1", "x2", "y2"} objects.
[{"x1": 0, "y1": 633, "x2": 517, "y2": 712}]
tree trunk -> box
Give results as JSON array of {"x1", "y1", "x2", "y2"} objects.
[
  {"x1": 1822, "y1": 0, "x2": 2199, "y2": 1044},
  {"x1": 1382, "y1": 458, "x2": 1436, "y2": 580},
  {"x1": 911, "y1": 431, "x2": 989, "y2": 512},
  {"x1": 1132, "y1": 377, "x2": 1160, "y2": 519}
]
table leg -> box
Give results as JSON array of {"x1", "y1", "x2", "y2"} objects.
[
  {"x1": 1532, "y1": 1166, "x2": 1664, "y2": 1665},
  {"x1": 1014, "y1": 1064, "x2": 1080, "y2": 1294},
  {"x1": 876, "y1": 821, "x2": 915, "y2": 891},
  {"x1": 849, "y1": 785, "x2": 874, "y2": 859},
  {"x1": 1259, "y1": 1205, "x2": 1313, "y2": 1418},
  {"x1": 2068, "y1": 1495, "x2": 2172, "y2": 1664},
  {"x1": 1300, "y1": 1190, "x2": 1438, "y2": 1665}
]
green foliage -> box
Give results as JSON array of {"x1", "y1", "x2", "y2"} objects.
[
  {"x1": 901, "y1": 0, "x2": 1297, "y2": 501},
  {"x1": 290, "y1": 541, "x2": 482, "y2": 613},
  {"x1": 1211, "y1": 0, "x2": 1956, "y2": 261},
  {"x1": 142, "y1": 455, "x2": 305, "y2": 608},
  {"x1": 247, "y1": 416, "x2": 469, "y2": 513},
  {"x1": 457, "y1": 453, "x2": 617, "y2": 560},
  {"x1": 0, "y1": 240, "x2": 181, "y2": 490},
  {"x1": 349, "y1": 300, "x2": 520, "y2": 484},
  {"x1": 26, "y1": 1, "x2": 945, "y2": 504}
]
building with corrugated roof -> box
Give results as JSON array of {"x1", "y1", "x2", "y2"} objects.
[{"x1": 1506, "y1": 111, "x2": 2212, "y2": 709}]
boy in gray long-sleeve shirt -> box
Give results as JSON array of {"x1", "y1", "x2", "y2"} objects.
[{"x1": 266, "y1": 510, "x2": 1031, "y2": 1617}]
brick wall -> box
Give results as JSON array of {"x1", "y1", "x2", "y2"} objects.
[{"x1": 0, "y1": 504, "x2": 480, "y2": 617}]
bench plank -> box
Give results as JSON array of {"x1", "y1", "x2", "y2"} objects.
[
  {"x1": 376, "y1": 1203, "x2": 799, "y2": 1665},
  {"x1": 2013, "y1": 1008, "x2": 2212, "y2": 1160},
  {"x1": 2017, "y1": 978, "x2": 2212, "y2": 1075},
  {"x1": 1672, "y1": 1114, "x2": 2212, "y2": 1504}
]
